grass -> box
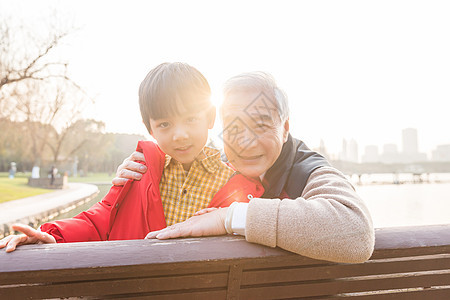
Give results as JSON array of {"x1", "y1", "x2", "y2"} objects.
[
  {"x1": 0, "y1": 172, "x2": 114, "y2": 204},
  {"x1": 0, "y1": 175, "x2": 52, "y2": 204}
]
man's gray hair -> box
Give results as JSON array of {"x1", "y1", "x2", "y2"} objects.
[{"x1": 222, "y1": 71, "x2": 290, "y2": 122}]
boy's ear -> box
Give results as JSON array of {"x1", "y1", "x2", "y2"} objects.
[{"x1": 207, "y1": 106, "x2": 216, "y2": 129}]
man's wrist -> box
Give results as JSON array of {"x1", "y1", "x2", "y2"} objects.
[{"x1": 224, "y1": 202, "x2": 249, "y2": 236}]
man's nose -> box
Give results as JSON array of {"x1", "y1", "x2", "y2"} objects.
[{"x1": 235, "y1": 128, "x2": 257, "y2": 149}]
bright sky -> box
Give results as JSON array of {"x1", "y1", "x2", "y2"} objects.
[{"x1": 2, "y1": 0, "x2": 450, "y2": 157}]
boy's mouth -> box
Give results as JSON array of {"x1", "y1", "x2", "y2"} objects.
[{"x1": 175, "y1": 145, "x2": 192, "y2": 152}]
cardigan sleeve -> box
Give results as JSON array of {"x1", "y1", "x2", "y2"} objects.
[{"x1": 245, "y1": 166, "x2": 375, "y2": 263}]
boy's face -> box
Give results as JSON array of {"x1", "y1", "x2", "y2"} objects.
[{"x1": 149, "y1": 107, "x2": 216, "y2": 171}]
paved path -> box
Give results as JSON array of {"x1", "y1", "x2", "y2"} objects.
[{"x1": 0, "y1": 183, "x2": 99, "y2": 236}]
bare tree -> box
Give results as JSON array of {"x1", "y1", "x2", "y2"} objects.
[
  {"x1": 0, "y1": 6, "x2": 93, "y2": 170},
  {"x1": 12, "y1": 80, "x2": 90, "y2": 166},
  {"x1": 0, "y1": 7, "x2": 82, "y2": 117}
]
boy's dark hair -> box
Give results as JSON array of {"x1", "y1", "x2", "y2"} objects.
[{"x1": 139, "y1": 62, "x2": 212, "y2": 133}]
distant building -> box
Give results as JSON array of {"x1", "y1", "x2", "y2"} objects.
[
  {"x1": 402, "y1": 128, "x2": 418, "y2": 154},
  {"x1": 432, "y1": 144, "x2": 450, "y2": 162},
  {"x1": 380, "y1": 143, "x2": 400, "y2": 164},
  {"x1": 362, "y1": 145, "x2": 379, "y2": 163},
  {"x1": 339, "y1": 138, "x2": 358, "y2": 163},
  {"x1": 400, "y1": 128, "x2": 427, "y2": 163}
]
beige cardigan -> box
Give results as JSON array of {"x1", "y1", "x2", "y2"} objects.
[{"x1": 245, "y1": 166, "x2": 375, "y2": 263}]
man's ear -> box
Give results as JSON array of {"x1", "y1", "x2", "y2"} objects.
[
  {"x1": 207, "y1": 106, "x2": 216, "y2": 129},
  {"x1": 283, "y1": 118, "x2": 290, "y2": 142}
]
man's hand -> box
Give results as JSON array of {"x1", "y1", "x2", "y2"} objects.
[
  {"x1": 112, "y1": 151, "x2": 147, "y2": 186},
  {"x1": 145, "y1": 207, "x2": 228, "y2": 240},
  {"x1": 0, "y1": 224, "x2": 56, "y2": 253}
]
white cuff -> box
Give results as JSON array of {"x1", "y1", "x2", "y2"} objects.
[{"x1": 224, "y1": 202, "x2": 249, "y2": 236}]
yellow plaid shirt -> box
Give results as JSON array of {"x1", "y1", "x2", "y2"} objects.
[{"x1": 160, "y1": 147, "x2": 234, "y2": 226}]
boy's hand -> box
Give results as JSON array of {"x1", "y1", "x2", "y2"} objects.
[
  {"x1": 0, "y1": 224, "x2": 56, "y2": 253},
  {"x1": 112, "y1": 151, "x2": 147, "y2": 186},
  {"x1": 145, "y1": 207, "x2": 228, "y2": 240}
]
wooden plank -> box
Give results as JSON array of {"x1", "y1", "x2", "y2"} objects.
[
  {"x1": 96, "y1": 289, "x2": 227, "y2": 299},
  {"x1": 0, "y1": 236, "x2": 291, "y2": 273},
  {"x1": 0, "y1": 261, "x2": 230, "y2": 285},
  {"x1": 330, "y1": 287, "x2": 450, "y2": 299},
  {"x1": 0, "y1": 272, "x2": 229, "y2": 299},
  {"x1": 242, "y1": 254, "x2": 450, "y2": 285},
  {"x1": 226, "y1": 264, "x2": 242, "y2": 300},
  {"x1": 374, "y1": 224, "x2": 450, "y2": 250},
  {"x1": 2, "y1": 224, "x2": 449, "y2": 274},
  {"x1": 239, "y1": 272, "x2": 450, "y2": 299}
]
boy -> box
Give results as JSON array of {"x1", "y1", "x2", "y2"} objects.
[{"x1": 0, "y1": 62, "x2": 259, "y2": 251}]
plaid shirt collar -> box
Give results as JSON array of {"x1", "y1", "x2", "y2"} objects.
[{"x1": 163, "y1": 147, "x2": 222, "y2": 173}]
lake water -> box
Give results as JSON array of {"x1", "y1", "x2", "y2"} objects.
[
  {"x1": 354, "y1": 173, "x2": 450, "y2": 228},
  {"x1": 54, "y1": 173, "x2": 450, "y2": 229}
]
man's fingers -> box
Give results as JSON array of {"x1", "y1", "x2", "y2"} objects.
[
  {"x1": 112, "y1": 177, "x2": 129, "y2": 186},
  {"x1": 123, "y1": 161, "x2": 147, "y2": 174},
  {"x1": 156, "y1": 224, "x2": 191, "y2": 240},
  {"x1": 130, "y1": 151, "x2": 146, "y2": 163},
  {"x1": 145, "y1": 231, "x2": 161, "y2": 239},
  {"x1": 194, "y1": 207, "x2": 218, "y2": 216}
]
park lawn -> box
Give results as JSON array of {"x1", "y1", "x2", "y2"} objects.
[
  {"x1": 0, "y1": 172, "x2": 114, "y2": 204},
  {"x1": 0, "y1": 177, "x2": 52, "y2": 204}
]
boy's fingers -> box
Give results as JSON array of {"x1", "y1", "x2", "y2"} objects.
[
  {"x1": 11, "y1": 224, "x2": 39, "y2": 237},
  {"x1": 0, "y1": 235, "x2": 14, "y2": 249},
  {"x1": 5, "y1": 235, "x2": 28, "y2": 253},
  {"x1": 11, "y1": 224, "x2": 56, "y2": 244}
]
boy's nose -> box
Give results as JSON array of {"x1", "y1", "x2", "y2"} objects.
[{"x1": 173, "y1": 126, "x2": 189, "y2": 141}]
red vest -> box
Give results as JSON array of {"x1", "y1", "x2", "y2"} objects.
[{"x1": 41, "y1": 141, "x2": 264, "y2": 243}]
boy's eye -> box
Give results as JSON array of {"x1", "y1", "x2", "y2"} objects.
[
  {"x1": 187, "y1": 117, "x2": 199, "y2": 123},
  {"x1": 158, "y1": 122, "x2": 170, "y2": 128}
]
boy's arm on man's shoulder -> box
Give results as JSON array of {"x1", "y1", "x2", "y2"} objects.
[{"x1": 112, "y1": 151, "x2": 147, "y2": 186}]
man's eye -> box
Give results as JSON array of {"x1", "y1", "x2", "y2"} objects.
[{"x1": 255, "y1": 123, "x2": 269, "y2": 129}]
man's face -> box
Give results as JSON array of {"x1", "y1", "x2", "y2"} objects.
[{"x1": 221, "y1": 89, "x2": 289, "y2": 178}]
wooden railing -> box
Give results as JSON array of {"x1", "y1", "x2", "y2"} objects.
[{"x1": 1, "y1": 224, "x2": 449, "y2": 299}]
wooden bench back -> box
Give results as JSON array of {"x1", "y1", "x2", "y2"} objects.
[{"x1": 1, "y1": 224, "x2": 449, "y2": 299}]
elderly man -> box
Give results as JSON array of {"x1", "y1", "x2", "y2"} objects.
[{"x1": 115, "y1": 72, "x2": 375, "y2": 263}]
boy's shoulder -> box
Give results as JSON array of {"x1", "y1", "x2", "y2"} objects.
[{"x1": 201, "y1": 147, "x2": 235, "y2": 175}]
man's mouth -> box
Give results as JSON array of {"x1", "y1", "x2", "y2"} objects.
[{"x1": 238, "y1": 154, "x2": 263, "y2": 161}]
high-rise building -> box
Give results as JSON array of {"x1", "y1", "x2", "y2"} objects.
[
  {"x1": 401, "y1": 128, "x2": 427, "y2": 162},
  {"x1": 432, "y1": 144, "x2": 450, "y2": 162},
  {"x1": 362, "y1": 145, "x2": 379, "y2": 163},
  {"x1": 402, "y1": 128, "x2": 418, "y2": 154},
  {"x1": 339, "y1": 138, "x2": 358, "y2": 162},
  {"x1": 380, "y1": 143, "x2": 400, "y2": 164}
]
